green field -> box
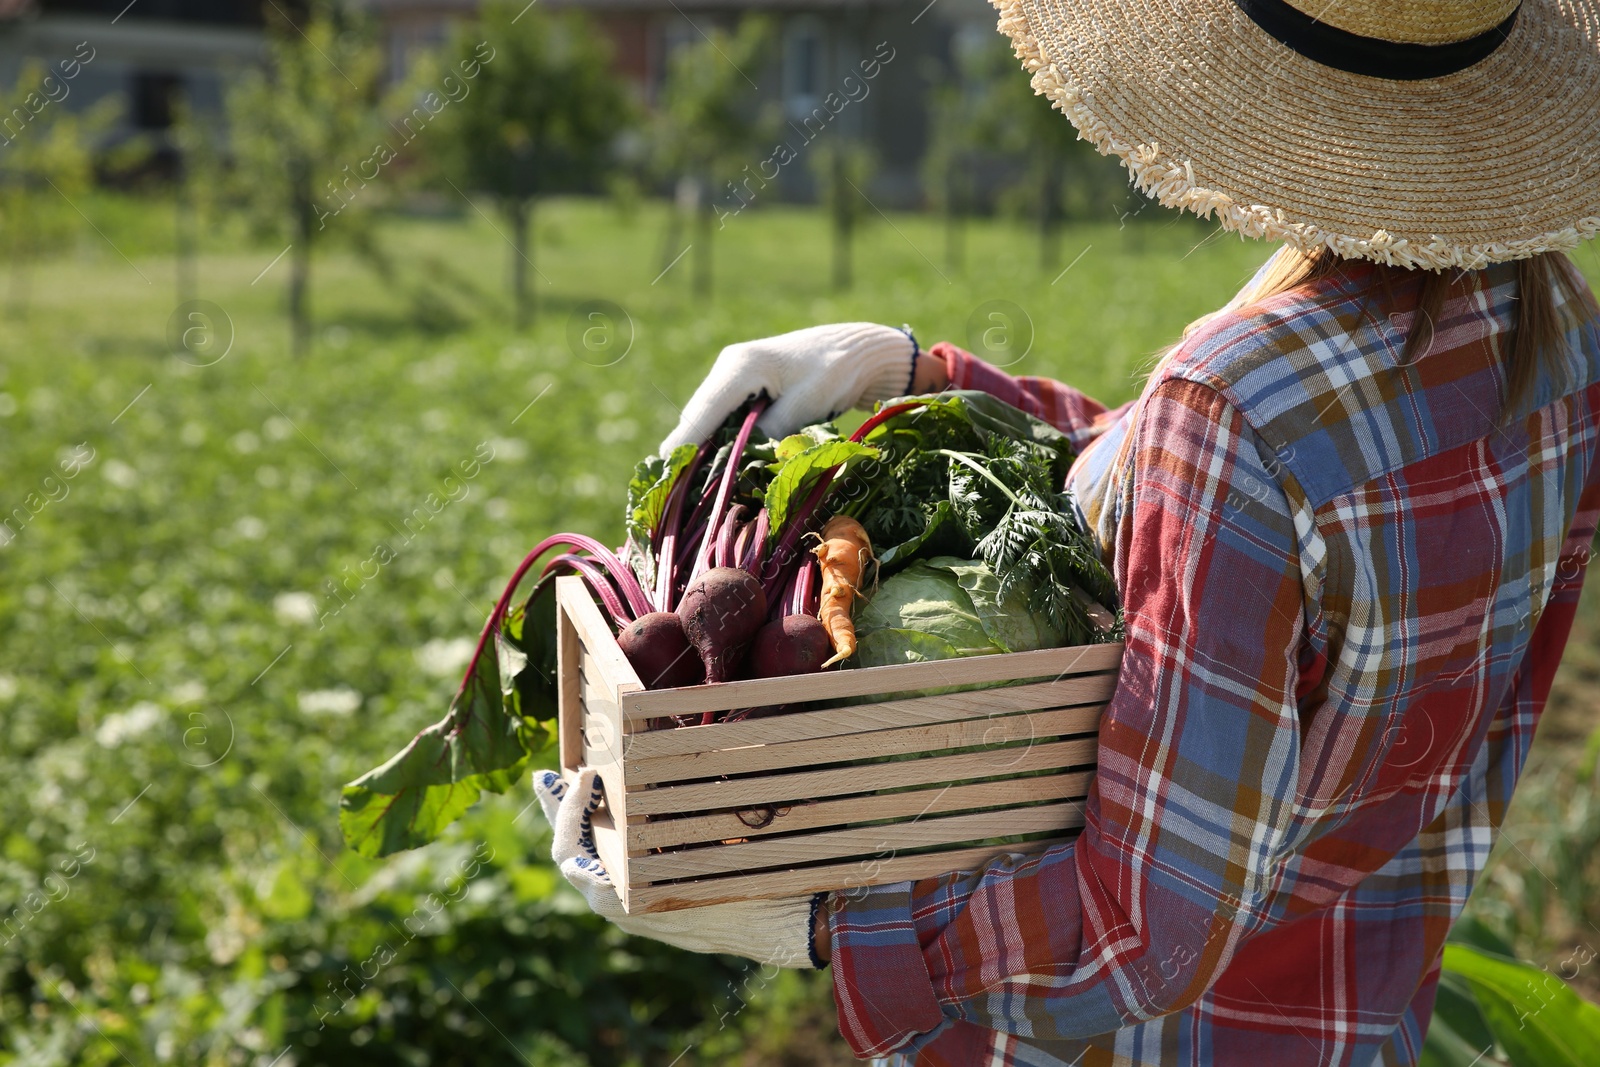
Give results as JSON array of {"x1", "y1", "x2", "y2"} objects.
[{"x1": 2, "y1": 195, "x2": 1597, "y2": 1065}]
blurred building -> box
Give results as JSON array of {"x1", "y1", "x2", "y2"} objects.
[
  {"x1": 360, "y1": 0, "x2": 996, "y2": 207},
  {"x1": 0, "y1": 1, "x2": 262, "y2": 139},
  {"x1": 0, "y1": 0, "x2": 997, "y2": 205}
]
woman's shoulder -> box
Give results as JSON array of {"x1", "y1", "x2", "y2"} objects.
[{"x1": 1155, "y1": 271, "x2": 1370, "y2": 407}]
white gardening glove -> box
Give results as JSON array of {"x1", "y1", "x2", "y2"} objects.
[
  {"x1": 660, "y1": 322, "x2": 917, "y2": 453},
  {"x1": 533, "y1": 768, "x2": 823, "y2": 969}
]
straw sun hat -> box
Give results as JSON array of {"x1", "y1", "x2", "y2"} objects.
[{"x1": 992, "y1": 0, "x2": 1600, "y2": 268}]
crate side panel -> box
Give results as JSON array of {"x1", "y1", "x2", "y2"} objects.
[
  {"x1": 625, "y1": 736, "x2": 1098, "y2": 816},
  {"x1": 619, "y1": 675, "x2": 1116, "y2": 760},
  {"x1": 626, "y1": 703, "x2": 1103, "y2": 785},
  {"x1": 628, "y1": 770, "x2": 1095, "y2": 851},
  {"x1": 557, "y1": 600, "x2": 583, "y2": 775},
  {"x1": 622, "y1": 839, "x2": 1068, "y2": 913},
  {"x1": 629, "y1": 800, "x2": 1086, "y2": 881},
  {"x1": 558, "y1": 576, "x2": 642, "y2": 696},
  {"x1": 623, "y1": 643, "x2": 1124, "y2": 720}
]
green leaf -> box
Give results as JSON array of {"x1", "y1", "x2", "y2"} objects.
[
  {"x1": 875, "y1": 499, "x2": 969, "y2": 569},
  {"x1": 938, "y1": 556, "x2": 1064, "y2": 652},
  {"x1": 340, "y1": 621, "x2": 536, "y2": 859},
  {"x1": 1441, "y1": 943, "x2": 1600, "y2": 1067},
  {"x1": 625, "y1": 442, "x2": 699, "y2": 550},
  {"x1": 763, "y1": 438, "x2": 877, "y2": 536},
  {"x1": 509, "y1": 575, "x2": 560, "y2": 722},
  {"x1": 855, "y1": 559, "x2": 998, "y2": 661}
]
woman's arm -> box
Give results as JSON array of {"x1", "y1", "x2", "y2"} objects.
[
  {"x1": 921, "y1": 342, "x2": 1134, "y2": 455},
  {"x1": 826, "y1": 378, "x2": 1311, "y2": 1059}
]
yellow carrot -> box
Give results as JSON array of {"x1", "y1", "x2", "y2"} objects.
[{"x1": 813, "y1": 515, "x2": 873, "y2": 667}]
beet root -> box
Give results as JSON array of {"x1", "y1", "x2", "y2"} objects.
[
  {"x1": 747, "y1": 614, "x2": 833, "y2": 678},
  {"x1": 677, "y1": 566, "x2": 768, "y2": 683},
  {"x1": 617, "y1": 611, "x2": 705, "y2": 690}
]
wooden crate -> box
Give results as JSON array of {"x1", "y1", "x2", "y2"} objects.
[{"x1": 555, "y1": 576, "x2": 1121, "y2": 913}]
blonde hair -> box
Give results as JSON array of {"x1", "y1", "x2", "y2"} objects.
[{"x1": 1163, "y1": 247, "x2": 1589, "y2": 414}]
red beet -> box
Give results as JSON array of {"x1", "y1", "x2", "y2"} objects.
[
  {"x1": 617, "y1": 611, "x2": 704, "y2": 690},
  {"x1": 747, "y1": 615, "x2": 833, "y2": 678},
  {"x1": 677, "y1": 567, "x2": 768, "y2": 683}
]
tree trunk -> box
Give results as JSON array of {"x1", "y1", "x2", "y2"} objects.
[
  {"x1": 289, "y1": 160, "x2": 313, "y2": 357},
  {"x1": 508, "y1": 197, "x2": 532, "y2": 329},
  {"x1": 1038, "y1": 154, "x2": 1063, "y2": 273},
  {"x1": 831, "y1": 151, "x2": 852, "y2": 292},
  {"x1": 693, "y1": 180, "x2": 712, "y2": 299},
  {"x1": 175, "y1": 177, "x2": 197, "y2": 305},
  {"x1": 943, "y1": 165, "x2": 965, "y2": 275}
]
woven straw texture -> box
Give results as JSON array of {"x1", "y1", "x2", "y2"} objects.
[
  {"x1": 1291, "y1": 0, "x2": 1520, "y2": 45},
  {"x1": 994, "y1": 0, "x2": 1600, "y2": 267}
]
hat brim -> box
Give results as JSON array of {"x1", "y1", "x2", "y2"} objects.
[{"x1": 995, "y1": 0, "x2": 1600, "y2": 267}]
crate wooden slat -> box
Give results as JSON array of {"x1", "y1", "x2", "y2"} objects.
[
  {"x1": 625, "y1": 770, "x2": 1095, "y2": 851},
  {"x1": 555, "y1": 577, "x2": 1120, "y2": 913}
]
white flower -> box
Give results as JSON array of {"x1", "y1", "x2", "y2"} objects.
[
  {"x1": 415, "y1": 637, "x2": 475, "y2": 678},
  {"x1": 299, "y1": 688, "x2": 361, "y2": 716},
  {"x1": 273, "y1": 592, "x2": 319, "y2": 626},
  {"x1": 263, "y1": 416, "x2": 292, "y2": 441},
  {"x1": 234, "y1": 516, "x2": 267, "y2": 540},
  {"x1": 230, "y1": 431, "x2": 260, "y2": 454},
  {"x1": 0, "y1": 674, "x2": 15, "y2": 700},
  {"x1": 102, "y1": 459, "x2": 139, "y2": 489},
  {"x1": 96, "y1": 701, "x2": 163, "y2": 747},
  {"x1": 596, "y1": 418, "x2": 638, "y2": 444},
  {"x1": 486, "y1": 436, "x2": 527, "y2": 462},
  {"x1": 169, "y1": 681, "x2": 206, "y2": 704}
]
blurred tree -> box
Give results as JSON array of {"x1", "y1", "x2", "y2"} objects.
[
  {"x1": 436, "y1": 1, "x2": 632, "y2": 328},
  {"x1": 991, "y1": 64, "x2": 1089, "y2": 272},
  {"x1": 809, "y1": 139, "x2": 876, "y2": 292},
  {"x1": 925, "y1": 34, "x2": 1127, "y2": 272},
  {"x1": 0, "y1": 60, "x2": 117, "y2": 315},
  {"x1": 920, "y1": 40, "x2": 996, "y2": 276},
  {"x1": 652, "y1": 17, "x2": 776, "y2": 298},
  {"x1": 222, "y1": 1, "x2": 385, "y2": 355}
]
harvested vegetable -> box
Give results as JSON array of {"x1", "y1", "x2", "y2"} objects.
[
  {"x1": 748, "y1": 614, "x2": 833, "y2": 678},
  {"x1": 854, "y1": 557, "x2": 1064, "y2": 667},
  {"x1": 617, "y1": 612, "x2": 704, "y2": 689},
  {"x1": 678, "y1": 566, "x2": 768, "y2": 685},
  {"x1": 344, "y1": 388, "x2": 1122, "y2": 858},
  {"x1": 813, "y1": 515, "x2": 873, "y2": 667}
]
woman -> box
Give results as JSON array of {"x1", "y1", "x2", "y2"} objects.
[{"x1": 536, "y1": 0, "x2": 1600, "y2": 1063}]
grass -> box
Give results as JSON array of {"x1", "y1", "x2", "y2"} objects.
[{"x1": 1, "y1": 191, "x2": 1596, "y2": 1065}]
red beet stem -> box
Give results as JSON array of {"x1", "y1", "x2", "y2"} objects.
[
  {"x1": 740, "y1": 508, "x2": 769, "y2": 574},
  {"x1": 455, "y1": 533, "x2": 594, "y2": 699},
  {"x1": 690, "y1": 399, "x2": 767, "y2": 582},
  {"x1": 716, "y1": 505, "x2": 747, "y2": 569},
  {"x1": 542, "y1": 554, "x2": 633, "y2": 629},
  {"x1": 850, "y1": 400, "x2": 928, "y2": 443},
  {"x1": 654, "y1": 442, "x2": 708, "y2": 611},
  {"x1": 790, "y1": 557, "x2": 818, "y2": 617}
]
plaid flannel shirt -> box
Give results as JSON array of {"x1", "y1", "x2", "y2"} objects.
[{"x1": 829, "y1": 256, "x2": 1600, "y2": 1066}]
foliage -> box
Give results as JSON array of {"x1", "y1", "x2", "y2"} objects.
[
  {"x1": 2, "y1": 192, "x2": 1593, "y2": 1064},
  {"x1": 218, "y1": 1, "x2": 386, "y2": 353},
  {"x1": 0, "y1": 60, "x2": 117, "y2": 312},
  {"x1": 1423, "y1": 922, "x2": 1600, "y2": 1066},
  {"x1": 434, "y1": 1, "x2": 633, "y2": 325},
  {"x1": 807, "y1": 140, "x2": 877, "y2": 292},
  {"x1": 651, "y1": 16, "x2": 777, "y2": 296},
  {"x1": 923, "y1": 31, "x2": 1133, "y2": 269}
]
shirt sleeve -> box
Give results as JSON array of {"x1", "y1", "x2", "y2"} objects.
[
  {"x1": 829, "y1": 378, "x2": 1311, "y2": 1060},
  {"x1": 934, "y1": 342, "x2": 1134, "y2": 455}
]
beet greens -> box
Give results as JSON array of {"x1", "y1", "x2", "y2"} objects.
[{"x1": 341, "y1": 390, "x2": 1121, "y2": 858}]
